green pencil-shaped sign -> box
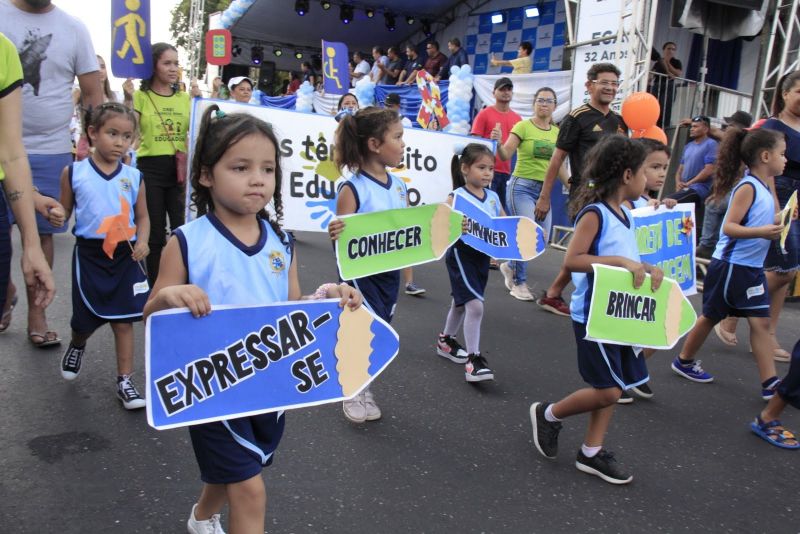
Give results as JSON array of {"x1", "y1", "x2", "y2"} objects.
[
  {"x1": 585, "y1": 264, "x2": 697, "y2": 349},
  {"x1": 335, "y1": 204, "x2": 463, "y2": 280}
]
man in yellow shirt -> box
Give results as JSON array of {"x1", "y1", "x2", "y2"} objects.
[{"x1": 490, "y1": 42, "x2": 532, "y2": 74}]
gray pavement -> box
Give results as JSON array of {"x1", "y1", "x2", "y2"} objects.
[{"x1": 1, "y1": 230, "x2": 798, "y2": 533}]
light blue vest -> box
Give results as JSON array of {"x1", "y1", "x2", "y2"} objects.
[
  {"x1": 71, "y1": 159, "x2": 141, "y2": 240},
  {"x1": 175, "y1": 214, "x2": 291, "y2": 305},
  {"x1": 340, "y1": 170, "x2": 408, "y2": 213},
  {"x1": 451, "y1": 186, "x2": 502, "y2": 217},
  {"x1": 571, "y1": 202, "x2": 641, "y2": 323},
  {"x1": 713, "y1": 173, "x2": 776, "y2": 268}
]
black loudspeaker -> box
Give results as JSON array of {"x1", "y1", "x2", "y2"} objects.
[
  {"x1": 256, "y1": 62, "x2": 276, "y2": 96},
  {"x1": 221, "y1": 64, "x2": 250, "y2": 85}
]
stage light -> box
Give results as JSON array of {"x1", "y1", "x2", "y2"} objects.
[
  {"x1": 273, "y1": 47, "x2": 282, "y2": 57},
  {"x1": 251, "y1": 45, "x2": 264, "y2": 65},
  {"x1": 320, "y1": 0, "x2": 331, "y2": 9},
  {"x1": 231, "y1": 43, "x2": 242, "y2": 57},
  {"x1": 406, "y1": 15, "x2": 415, "y2": 25},
  {"x1": 421, "y1": 19, "x2": 432, "y2": 37},
  {"x1": 525, "y1": 6, "x2": 539, "y2": 17},
  {"x1": 384, "y1": 12, "x2": 396, "y2": 31},
  {"x1": 295, "y1": 0, "x2": 309, "y2": 15},
  {"x1": 491, "y1": 12, "x2": 504, "y2": 24},
  {"x1": 340, "y1": 4, "x2": 353, "y2": 24},
  {"x1": 295, "y1": 50, "x2": 303, "y2": 59},
  {"x1": 365, "y1": 7, "x2": 375, "y2": 18}
]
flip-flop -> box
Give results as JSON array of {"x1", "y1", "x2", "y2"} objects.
[
  {"x1": 28, "y1": 330, "x2": 62, "y2": 348},
  {"x1": 0, "y1": 295, "x2": 18, "y2": 333},
  {"x1": 713, "y1": 322, "x2": 737, "y2": 346},
  {"x1": 773, "y1": 348, "x2": 791, "y2": 363}
]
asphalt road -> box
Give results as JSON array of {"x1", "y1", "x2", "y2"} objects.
[{"x1": 1, "y1": 230, "x2": 798, "y2": 533}]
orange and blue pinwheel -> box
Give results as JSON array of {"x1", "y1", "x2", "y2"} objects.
[{"x1": 96, "y1": 196, "x2": 137, "y2": 259}]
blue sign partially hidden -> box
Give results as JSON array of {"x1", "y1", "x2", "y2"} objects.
[
  {"x1": 321, "y1": 40, "x2": 350, "y2": 94},
  {"x1": 111, "y1": 0, "x2": 152, "y2": 78},
  {"x1": 454, "y1": 194, "x2": 546, "y2": 261},
  {"x1": 632, "y1": 203, "x2": 697, "y2": 296},
  {"x1": 146, "y1": 300, "x2": 399, "y2": 430}
]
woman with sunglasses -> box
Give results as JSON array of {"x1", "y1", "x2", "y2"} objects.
[{"x1": 491, "y1": 87, "x2": 568, "y2": 301}]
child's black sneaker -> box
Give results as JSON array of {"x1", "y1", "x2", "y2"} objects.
[
  {"x1": 465, "y1": 353, "x2": 493, "y2": 382},
  {"x1": 631, "y1": 382, "x2": 654, "y2": 399},
  {"x1": 436, "y1": 333, "x2": 468, "y2": 363},
  {"x1": 530, "y1": 402, "x2": 562, "y2": 459},
  {"x1": 117, "y1": 375, "x2": 146, "y2": 410},
  {"x1": 61, "y1": 342, "x2": 85, "y2": 380},
  {"x1": 575, "y1": 449, "x2": 633, "y2": 485},
  {"x1": 616, "y1": 390, "x2": 634, "y2": 404}
]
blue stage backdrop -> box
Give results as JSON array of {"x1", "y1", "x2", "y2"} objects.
[{"x1": 466, "y1": 2, "x2": 567, "y2": 75}]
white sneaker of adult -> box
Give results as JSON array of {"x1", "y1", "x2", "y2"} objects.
[{"x1": 510, "y1": 284, "x2": 534, "y2": 301}]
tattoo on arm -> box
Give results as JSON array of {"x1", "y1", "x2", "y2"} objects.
[{"x1": 7, "y1": 190, "x2": 22, "y2": 202}]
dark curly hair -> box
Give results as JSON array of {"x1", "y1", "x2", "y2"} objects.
[
  {"x1": 190, "y1": 104, "x2": 287, "y2": 245},
  {"x1": 569, "y1": 135, "x2": 647, "y2": 218},
  {"x1": 713, "y1": 127, "x2": 785, "y2": 201}
]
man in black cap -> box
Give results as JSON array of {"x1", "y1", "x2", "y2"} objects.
[{"x1": 470, "y1": 77, "x2": 522, "y2": 215}]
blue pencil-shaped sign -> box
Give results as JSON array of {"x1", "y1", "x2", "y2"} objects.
[
  {"x1": 453, "y1": 194, "x2": 546, "y2": 261},
  {"x1": 146, "y1": 300, "x2": 399, "y2": 430}
]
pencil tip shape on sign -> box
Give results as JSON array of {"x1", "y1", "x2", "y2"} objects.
[
  {"x1": 335, "y1": 306, "x2": 375, "y2": 397},
  {"x1": 585, "y1": 264, "x2": 697, "y2": 350},
  {"x1": 516, "y1": 217, "x2": 543, "y2": 260}
]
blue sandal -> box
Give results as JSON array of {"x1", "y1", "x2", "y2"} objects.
[{"x1": 750, "y1": 417, "x2": 800, "y2": 449}]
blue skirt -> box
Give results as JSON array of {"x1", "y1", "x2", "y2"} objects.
[{"x1": 71, "y1": 238, "x2": 149, "y2": 333}]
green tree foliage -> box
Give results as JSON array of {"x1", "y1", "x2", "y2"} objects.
[{"x1": 169, "y1": 0, "x2": 233, "y2": 74}]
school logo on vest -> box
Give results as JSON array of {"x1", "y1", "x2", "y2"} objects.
[
  {"x1": 119, "y1": 178, "x2": 132, "y2": 192},
  {"x1": 396, "y1": 185, "x2": 406, "y2": 201},
  {"x1": 489, "y1": 198, "x2": 497, "y2": 212},
  {"x1": 269, "y1": 250, "x2": 286, "y2": 273}
]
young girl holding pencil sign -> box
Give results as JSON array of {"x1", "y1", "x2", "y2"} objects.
[
  {"x1": 672, "y1": 128, "x2": 794, "y2": 401},
  {"x1": 143, "y1": 105, "x2": 360, "y2": 534},
  {"x1": 328, "y1": 107, "x2": 409, "y2": 423},
  {"x1": 531, "y1": 135, "x2": 663, "y2": 485},
  {"x1": 437, "y1": 143, "x2": 504, "y2": 382}
]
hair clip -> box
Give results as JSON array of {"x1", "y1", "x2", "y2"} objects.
[
  {"x1": 588, "y1": 179, "x2": 596, "y2": 189},
  {"x1": 215, "y1": 109, "x2": 226, "y2": 120},
  {"x1": 452, "y1": 142, "x2": 466, "y2": 156}
]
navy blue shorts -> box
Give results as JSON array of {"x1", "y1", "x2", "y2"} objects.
[
  {"x1": 573, "y1": 321, "x2": 649, "y2": 390},
  {"x1": 446, "y1": 243, "x2": 489, "y2": 306},
  {"x1": 70, "y1": 239, "x2": 148, "y2": 335},
  {"x1": 702, "y1": 259, "x2": 770, "y2": 322},
  {"x1": 349, "y1": 271, "x2": 399, "y2": 323},
  {"x1": 777, "y1": 339, "x2": 800, "y2": 410},
  {"x1": 189, "y1": 412, "x2": 285, "y2": 484},
  {"x1": 6, "y1": 153, "x2": 72, "y2": 234}
]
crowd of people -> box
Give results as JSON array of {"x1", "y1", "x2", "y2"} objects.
[{"x1": 2, "y1": 0, "x2": 800, "y2": 531}]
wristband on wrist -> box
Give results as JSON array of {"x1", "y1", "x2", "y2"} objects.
[{"x1": 313, "y1": 282, "x2": 338, "y2": 300}]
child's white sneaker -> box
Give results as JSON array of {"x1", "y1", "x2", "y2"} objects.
[{"x1": 187, "y1": 503, "x2": 225, "y2": 534}]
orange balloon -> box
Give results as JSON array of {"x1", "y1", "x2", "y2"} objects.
[
  {"x1": 621, "y1": 92, "x2": 660, "y2": 131},
  {"x1": 632, "y1": 124, "x2": 668, "y2": 144}
]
